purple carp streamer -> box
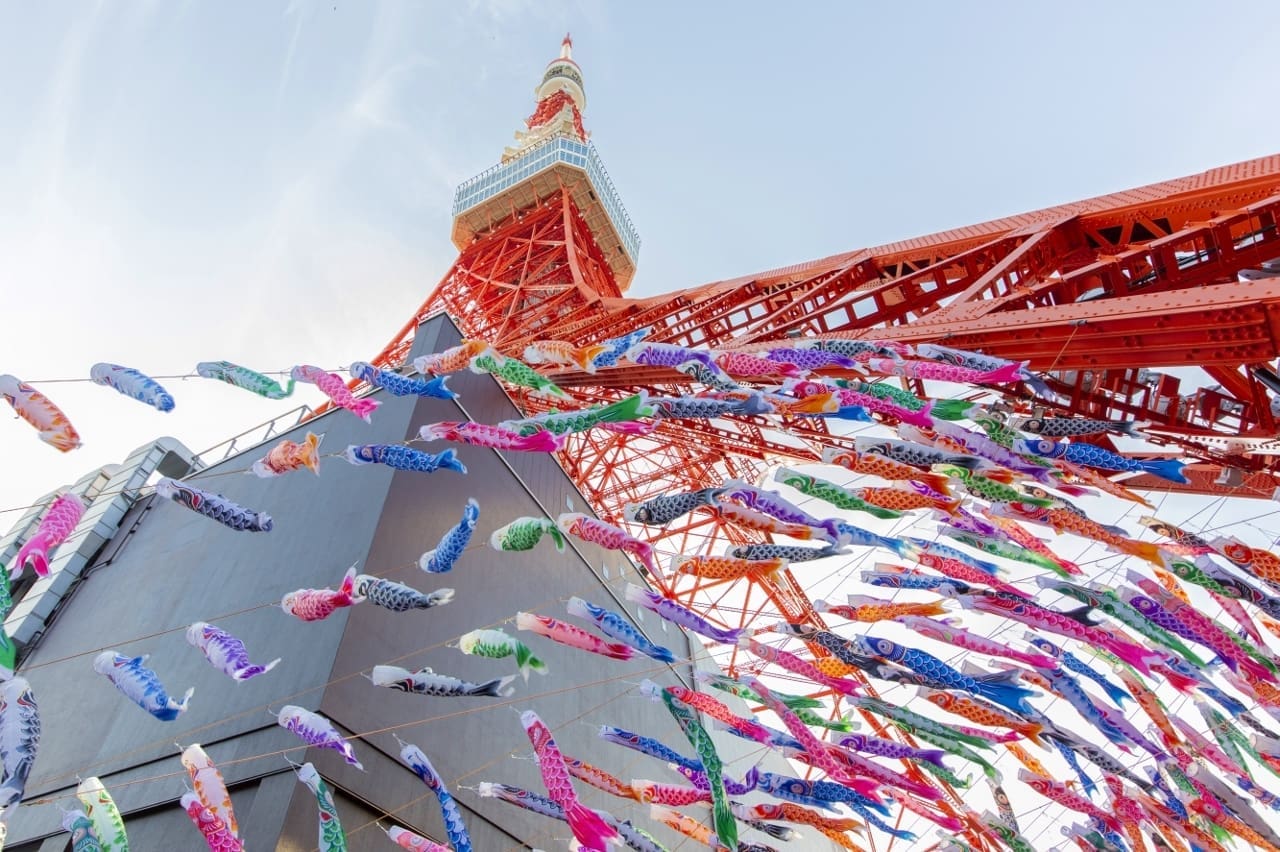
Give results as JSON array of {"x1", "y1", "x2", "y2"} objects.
[
  {"x1": 154, "y1": 478, "x2": 272, "y2": 532},
  {"x1": 277, "y1": 706, "x2": 363, "y2": 770},
  {"x1": 186, "y1": 623, "x2": 280, "y2": 682}
]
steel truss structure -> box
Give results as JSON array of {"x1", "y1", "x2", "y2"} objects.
[{"x1": 333, "y1": 40, "x2": 1280, "y2": 847}]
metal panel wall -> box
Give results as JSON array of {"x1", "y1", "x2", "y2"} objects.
[{"x1": 4, "y1": 315, "x2": 834, "y2": 851}]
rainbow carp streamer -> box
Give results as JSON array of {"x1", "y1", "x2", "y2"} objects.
[
  {"x1": 354, "y1": 575, "x2": 453, "y2": 612},
  {"x1": 76, "y1": 776, "x2": 128, "y2": 852},
  {"x1": 251, "y1": 433, "x2": 322, "y2": 478},
  {"x1": 470, "y1": 351, "x2": 570, "y2": 400},
  {"x1": 490, "y1": 517, "x2": 566, "y2": 552},
  {"x1": 516, "y1": 612, "x2": 635, "y2": 661},
  {"x1": 0, "y1": 677, "x2": 40, "y2": 812},
  {"x1": 557, "y1": 512, "x2": 658, "y2": 574},
  {"x1": 181, "y1": 791, "x2": 243, "y2": 852},
  {"x1": 93, "y1": 652, "x2": 193, "y2": 721},
  {"x1": 457, "y1": 628, "x2": 548, "y2": 681},
  {"x1": 180, "y1": 743, "x2": 240, "y2": 843},
  {"x1": 419, "y1": 421, "x2": 563, "y2": 453},
  {"x1": 382, "y1": 824, "x2": 450, "y2": 851},
  {"x1": 566, "y1": 596, "x2": 677, "y2": 662},
  {"x1": 0, "y1": 374, "x2": 81, "y2": 452},
  {"x1": 60, "y1": 809, "x2": 103, "y2": 851},
  {"x1": 89, "y1": 362, "x2": 175, "y2": 411},
  {"x1": 420, "y1": 498, "x2": 480, "y2": 574},
  {"x1": 368, "y1": 665, "x2": 514, "y2": 698}
]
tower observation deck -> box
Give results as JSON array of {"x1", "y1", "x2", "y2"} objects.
[{"x1": 450, "y1": 34, "x2": 639, "y2": 292}]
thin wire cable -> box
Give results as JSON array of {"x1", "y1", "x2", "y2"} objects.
[
  {"x1": 332, "y1": 678, "x2": 650, "y2": 852},
  {"x1": 19, "y1": 367, "x2": 349, "y2": 385},
  {"x1": 26, "y1": 564, "x2": 684, "y2": 795},
  {"x1": 773, "y1": 461, "x2": 1276, "y2": 847},
  {"x1": 28, "y1": 658, "x2": 680, "y2": 806},
  {"x1": 14, "y1": 359, "x2": 1279, "y2": 847},
  {"x1": 17, "y1": 525, "x2": 516, "y2": 675},
  {"x1": 0, "y1": 434, "x2": 461, "y2": 519}
]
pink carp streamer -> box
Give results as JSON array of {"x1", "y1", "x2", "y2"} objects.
[
  {"x1": 13, "y1": 492, "x2": 84, "y2": 578},
  {"x1": 292, "y1": 364, "x2": 380, "y2": 422},
  {"x1": 515, "y1": 612, "x2": 634, "y2": 661},
  {"x1": 520, "y1": 710, "x2": 618, "y2": 852}
]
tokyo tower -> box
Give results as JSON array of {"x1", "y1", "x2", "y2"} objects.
[
  {"x1": 356, "y1": 32, "x2": 1280, "y2": 609},
  {"x1": 347, "y1": 37, "x2": 1280, "y2": 837}
]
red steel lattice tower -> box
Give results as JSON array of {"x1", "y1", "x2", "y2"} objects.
[
  {"x1": 364, "y1": 34, "x2": 1280, "y2": 591},
  {"x1": 356, "y1": 40, "x2": 1280, "y2": 840},
  {"x1": 364, "y1": 36, "x2": 834, "y2": 652}
]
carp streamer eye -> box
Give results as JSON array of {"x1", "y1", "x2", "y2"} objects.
[{"x1": 1221, "y1": 542, "x2": 1251, "y2": 563}]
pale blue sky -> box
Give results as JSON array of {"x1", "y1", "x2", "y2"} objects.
[
  {"x1": 4, "y1": 2, "x2": 1278, "y2": 509},
  {"x1": 3, "y1": 3, "x2": 1280, "y2": 847}
]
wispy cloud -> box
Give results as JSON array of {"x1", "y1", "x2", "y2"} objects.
[
  {"x1": 277, "y1": 0, "x2": 312, "y2": 105},
  {"x1": 349, "y1": 56, "x2": 436, "y2": 132},
  {"x1": 23, "y1": 5, "x2": 102, "y2": 218}
]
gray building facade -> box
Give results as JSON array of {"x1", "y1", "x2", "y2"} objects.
[{"x1": 1, "y1": 315, "x2": 835, "y2": 851}]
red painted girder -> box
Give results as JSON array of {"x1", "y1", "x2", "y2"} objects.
[
  {"x1": 948, "y1": 194, "x2": 1280, "y2": 319},
  {"x1": 529, "y1": 156, "x2": 1280, "y2": 361},
  {"x1": 1203, "y1": 364, "x2": 1267, "y2": 407},
  {"x1": 548, "y1": 159, "x2": 1280, "y2": 351},
  {"x1": 855, "y1": 153, "x2": 1280, "y2": 265},
  {"x1": 575, "y1": 155, "x2": 1280, "y2": 350},
  {"x1": 918, "y1": 217, "x2": 1081, "y2": 322},
  {"x1": 727, "y1": 221, "x2": 1089, "y2": 344},
  {"x1": 706, "y1": 196, "x2": 1280, "y2": 345},
  {"x1": 312, "y1": 188, "x2": 617, "y2": 416},
  {"x1": 574, "y1": 236, "x2": 997, "y2": 349},
  {"x1": 1038, "y1": 368, "x2": 1275, "y2": 431},
  {"x1": 550, "y1": 251, "x2": 883, "y2": 352},
  {"x1": 1117, "y1": 461, "x2": 1280, "y2": 499},
  {"x1": 855, "y1": 279, "x2": 1280, "y2": 370}
]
